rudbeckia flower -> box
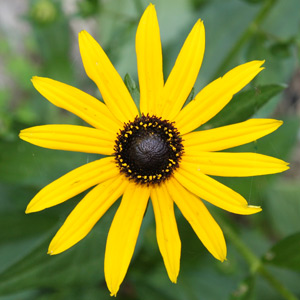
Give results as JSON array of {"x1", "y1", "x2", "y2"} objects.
[{"x1": 20, "y1": 3, "x2": 288, "y2": 296}]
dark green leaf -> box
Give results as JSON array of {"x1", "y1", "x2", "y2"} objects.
[
  {"x1": 190, "y1": 0, "x2": 210, "y2": 10},
  {"x1": 207, "y1": 84, "x2": 286, "y2": 128},
  {"x1": 270, "y1": 41, "x2": 292, "y2": 59},
  {"x1": 77, "y1": 0, "x2": 100, "y2": 18},
  {"x1": 263, "y1": 232, "x2": 300, "y2": 271}
]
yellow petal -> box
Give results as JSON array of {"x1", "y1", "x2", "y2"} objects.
[
  {"x1": 48, "y1": 175, "x2": 128, "y2": 255},
  {"x1": 174, "y1": 166, "x2": 261, "y2": 215},
  {"x1": 166, "y1": 178, "x2": 226, "y2": 261},
  {"x1": 19, "y1": 124, "x2": 115, "y2": 155},
  {"x1": 79, "y1": 30, "x2": 139, "y2": 123},
  {"x1": 136, "y1": 3, "x2": 164, "y2": 115},
  {"x1": 151, "y1": 184, "x2": 181, "y2": 283},
  {"x1": 175, "y1": 60, "x2": 265, "y2": 134},
  {"x1": 182, "y1": 152, "x2": 289, "y2": 177},
  {"x1": 183, "y1": 119, "x2": 283, "y2": 152},
  {"x1": 26, "y1": 157, "x2": 118, "y2": 213},
  {"x1": 31, "y1": 76, "x2": 121, "y2": 133},
  {"x1": 105, "y1": 183, "x2": 150, "y2": 296},
  {"x1": 160, "y1": 20, "x2": 205, "y2": 120}
]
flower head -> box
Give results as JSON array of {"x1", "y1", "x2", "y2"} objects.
[{"x1": 20, "y1": 4, "x2": 288, "y2": 296}]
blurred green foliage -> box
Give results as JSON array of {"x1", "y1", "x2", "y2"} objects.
[{"x1": 0, "y1": 0, "x2": 300, "y2": 299}]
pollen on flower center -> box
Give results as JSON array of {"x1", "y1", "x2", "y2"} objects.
[{"x1": 114, "y1": 114, "x2": 184, "y2": 185}]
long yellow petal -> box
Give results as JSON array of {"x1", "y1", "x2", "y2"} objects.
[
  {"x1": 105, "y1": 183, "x2": 150, "y2": 296},
  {"x1": 19, "y1": 124, "x2": 115, "y2": 155},
  {"x1": 26, "y1": 157, "x2": 118, "y2": 213},
  {"x1": 182, "y1": 152, "x2": 289, "y2": 177},
  {"x1": 48, "y1": 175, "x2": 128, "y2": 255},
  {"x1": 79, "y1": 30, "x2": 139, "y2": 123},
  {"x1": 175, "y1": 60, "x2": 265, "y2": 134},
  {"x1": 160, "y1": 20, "x2": 205, "y2": 119},
  {"x1": 183, "y1": 119, "x2": 282, "y2": 152},
  {"x1": 151, "y1": 184, "x2": 181, "y2": 283},
  {"x1": 31, "y1": 76, "x2": 121, "y2": 133},
  {"x1": 166, "y1": 178, "x2": 226, "y2": 261},
  {"x1": 174, "y1": 167, "x2": 261, "y2": 215},
  {"x1": 136, "y1": 3, "x2": 164, "y2": 115}
]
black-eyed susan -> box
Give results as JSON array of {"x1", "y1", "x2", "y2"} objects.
[{"x1": 19, "y1": 3, "x2": 289, "y2": 296}]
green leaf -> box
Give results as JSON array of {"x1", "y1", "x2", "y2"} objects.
[
  {"x1": 0, "y1": 290, "x2": 39, "y2": 300},
  {"x1": 231, "y1": 276, "x2": 256, "y2": 300},
  {"x1": 0, "y1": 216, "x2": 110, "y2": 295},
  {"x1": 0, "y1": 140, "x2": 94, "y2": 186},
  {"x1": 242, "y1": 0, "x2": 265, "y2": 4},
  {"x1": 206, "y1": 84, "x2": 286, "y2": 128},
  {"x1": 134, "y1": 281, "x2": 180, "y2": 300},
  {"x1": 219, "y1": 117, "x2": 298, "y2": 202},
  {"x1": 29, "y1": 1, "x2": 73, "y2": 81},
  {"x1": 0, "y1": 213, "x2": 58, "y2": 276},
  {"x1": 263, "y1": 232, "x2": 300, "y2": 271},
  {"x1": 264, "y1": 116, "x2": 299, "y2": 156},
  {"x1": 124, "y1": 73, "x2": 140, "y2": 108},
  {"x1": 183, "y1": 87, "x2": 195, "y2": 108},
  {"x1": 37, "y1": 287, "x2": 108, "y2": 300},
  {"x1": 0, "y1": 213, "x2": 57, "y2": 242},
  {"x1": 265, "y1": 179, "x2": 300, "y2": 236},
  {"x1": 133, "y1": 258, "x2": 238, "y2": 300}
]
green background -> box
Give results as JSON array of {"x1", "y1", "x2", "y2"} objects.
[{"x1": 0, "y1": 0, "x2": 300, "y2": 299}]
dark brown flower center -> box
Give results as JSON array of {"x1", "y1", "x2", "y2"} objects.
[{"x1": 114, "y1": 115, "x2": 184, "y2": 185}]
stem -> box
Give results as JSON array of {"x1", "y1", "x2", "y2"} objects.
[
  {"x1": 221, "y1": 221, "x2": 298, "y2": 300},
  {"x1": 258, "y1": 266, "x2": 298, "y2": 300},
  {"x1": 211, "y1": 0, "x2": 277, "y2": 79}
]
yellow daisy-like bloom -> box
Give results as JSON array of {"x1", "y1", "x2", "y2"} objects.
[{"x1": 20, "y1": 4, "x2": 288, "y2": 296}]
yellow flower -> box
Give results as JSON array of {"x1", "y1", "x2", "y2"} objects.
[{"x1": 19, "y1": 4, "x2": 288, "y2": 296}]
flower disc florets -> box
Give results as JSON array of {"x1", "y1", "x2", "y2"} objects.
[{"x1": 114, "y1": 115, "x2": 184, "y2": 185}]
